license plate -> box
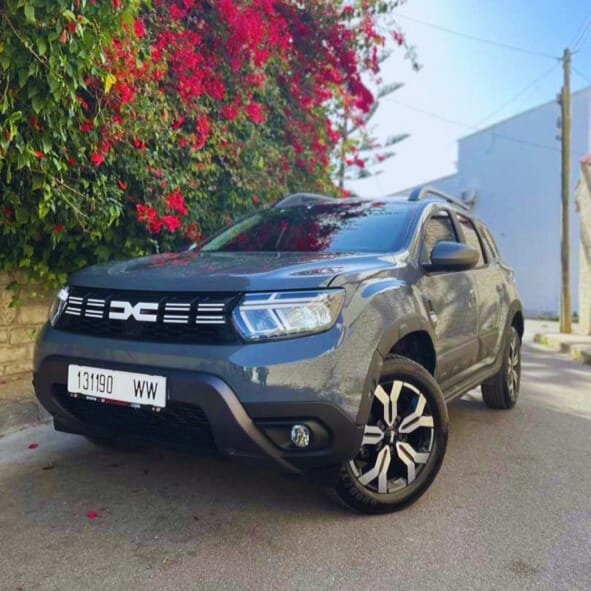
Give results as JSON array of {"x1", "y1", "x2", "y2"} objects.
[{"x1": 67, "y1": 365, "x2": 167, "y2": 408}]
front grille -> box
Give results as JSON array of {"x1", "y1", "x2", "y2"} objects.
[
  {"x1": 55, "y1": 388, "x2": 215, "y2": 448},
  {"x1": 56, "y1": 286, "x2": 240, "y2": 344}
]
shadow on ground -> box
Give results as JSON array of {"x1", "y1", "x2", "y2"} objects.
[{"x1": 0, "y1": 340, "x2": 589, "y2": 590}]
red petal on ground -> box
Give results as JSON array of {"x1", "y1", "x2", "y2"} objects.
[
  {"x1": 86, "y1": 511, "x2": 100, "y2": 520},
  {"x1": 28, "y1": 443, "x2": 39, "y2": 449}
]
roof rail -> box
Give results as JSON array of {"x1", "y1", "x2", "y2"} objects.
[
  {"x1": 273, "y1": 192, "x2": 335, "y2": 208},
  {"x1": 408, "y1": 186, "x2": 469, "y2": 211}
]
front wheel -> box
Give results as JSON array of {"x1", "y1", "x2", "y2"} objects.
[{"x1": 334, "y1": 355, "x2": 448, "y2": 514}]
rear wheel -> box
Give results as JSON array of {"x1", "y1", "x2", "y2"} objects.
[
  {"x1": 334, "y1": 355, "x2": 448, "y2": 514},
  {"x1": 481, "y1": 326, "x2": 521, "y2": 410}
]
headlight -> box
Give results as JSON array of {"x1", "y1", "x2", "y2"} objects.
[
  {"x1": 232, "y1": 289, "x2": 345, "y2": 341},
  {"x1": 49, "y1": 286, "x2": 69, "y2": 327}
]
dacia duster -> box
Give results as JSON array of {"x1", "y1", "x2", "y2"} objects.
[{"x1": 34, "y1": 187, "x2": 523, "y2": 513}]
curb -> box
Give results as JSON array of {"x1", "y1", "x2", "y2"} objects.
[
  {"x1": 0, "y1": 400, "x2": 51, "y2": 437},
  {"x1": 534, "y1": 333, "x2": 591, "y2": 366}
]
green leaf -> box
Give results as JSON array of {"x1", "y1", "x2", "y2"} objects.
[
  {"x1": 38, "y1": 201, "x2": 50, "y2": 220},
  {"x1": 62, "y1": 10, "x2": 76, "y2": 23},
  {"x1": 18, "y1": 69, "x2": 30, "y2": 88},
  {"x1": 41, "y1": 136, "x2": 52, "y2": 153},
  {"x1": 24, "y1": 4, "x2": 35, "y2": 23},
  {"x1": 31, "y1": 95, "x2": 43, "y2": 114},
  {"x1": 37, "y1": 38, "x2": 47, "y2": 57},
  {"x1": 32, "y1": 175, "x2": 44, "y2": 191}
]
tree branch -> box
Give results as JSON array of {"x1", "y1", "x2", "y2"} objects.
[{"x1": 1, "y1": 11, "x2": 48, "y2": 66}]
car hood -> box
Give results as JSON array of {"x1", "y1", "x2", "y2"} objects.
[{"x1": 69, "y1": 251, "x2": 399, "y2": 292}]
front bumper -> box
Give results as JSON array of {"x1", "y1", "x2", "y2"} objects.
[{"x1": 34, "y1": 353, "x2": 364, "y2": 479}]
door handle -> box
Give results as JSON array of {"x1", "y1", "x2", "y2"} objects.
[
  {"x1": 423, "y1": 297, "x2": 438, "y2": 326},
  {"x1": 496, "y1": 283, "x2": 505, "y2": 294}
]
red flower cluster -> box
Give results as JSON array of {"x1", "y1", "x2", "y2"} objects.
[
  {"x1": 75, "y1": 0, "x2": 389, "y2": 245},
  {"x1": 161, "y1": 216, "x2": 182, "y2": 232},
  {"x1": 244, "y1": 101, "x2": 266, "y2": 124},
  {"x1": 90, "y1": 152, "x2": 105, "y2": 167},
  {"x1": 136, "y1": 188, "x2": 189, "y2": 235},
  {"x1": 136, "y1": 204, "x2": 162, "y2": 234},
  {"x1": 184, "y1": 222, "x2": 203, "y2": 243},
  {"x1": 166, "y1": 188, "x2": 188, "y2": 216}
]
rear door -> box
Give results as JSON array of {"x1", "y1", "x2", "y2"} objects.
[
  {"x1": 415, "y1": 208, "x2": 479, "y2": 385},
  {"x1": 455, "y1": 213, "x2": 504, "y2": 365},
  {"x1": 478, "y1": 222, "x2": 512, "y2": 361}
]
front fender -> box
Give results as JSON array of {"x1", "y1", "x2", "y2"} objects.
[{"x1": 338, "y1": 277, "x2": 435, "y2": 426}]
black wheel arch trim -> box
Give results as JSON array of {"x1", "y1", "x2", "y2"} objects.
[
  {"x1": 356, "y1": 315, "x2": 436, "y2": 428},
  {"x1": 376, "y1": 314, "x2": 436, "y2": 359}
]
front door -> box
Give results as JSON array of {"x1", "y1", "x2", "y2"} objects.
[{"x1": 416, "y1": 209, "x2": 479, "y2": 386}]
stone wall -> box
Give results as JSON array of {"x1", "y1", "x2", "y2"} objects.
[
  {"x1": 577, "y1": 159, "x2": 591, "y2": 335},
  {"x1": 0, "y1": 273, "x2": 52, "y2": 433}
]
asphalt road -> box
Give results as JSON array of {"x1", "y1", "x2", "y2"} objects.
[{"x1": 1, "y1": 324, "x2": 590, "y2": 591}]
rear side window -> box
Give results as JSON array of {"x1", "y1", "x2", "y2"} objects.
[
  {"x1": 420, "y1": 212, "x2": 458, "y2": 265},
  {"x1": 481, "y1": 226, "x2": 501, "y2": 260},
  {"x1": 457, "y1": 214, "x2": 486, "y2": 266}
]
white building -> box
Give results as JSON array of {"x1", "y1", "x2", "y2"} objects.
[{"x1": 394, "y1": 87, "x2": 591, "y2": 317}]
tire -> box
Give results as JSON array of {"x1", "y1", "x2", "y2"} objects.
[
  {"x1": 334, "y1": 355, "x2": 448, "y2": 514},
  {"x1": 481, "y1": 326, "x2": 521, "y2": 410}
]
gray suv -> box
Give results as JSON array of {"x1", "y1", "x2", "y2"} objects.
[{"x1": 34, "y1": 187, "x2": 523, "y2": 514}]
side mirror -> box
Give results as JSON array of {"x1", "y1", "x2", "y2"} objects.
[{"x1": 425, "y1": 241, "x2": 479, "y2": 273}]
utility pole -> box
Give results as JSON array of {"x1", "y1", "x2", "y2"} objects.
[{"x1": 560, "y1": 48, "x2": 572, "y2": 334}]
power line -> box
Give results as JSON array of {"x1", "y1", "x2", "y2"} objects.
[
  {"x1": 473, "y1": 63, "x2": 559, "y2": 128},
  {"x1": 575, "y1": 25, "x2": 591, "y2": 53},
  {"x1": 573, "y1": 65, "x2": 591, "y2": 85},
  {"x1": 569, "y1": 16, "x2": 591, "y2": 49},
  {"x1": 386, "y1": 98, "x2": 560, "y2": 153},
  {"x1": 395, "y1": 13, "x2": 558, "y2": 60},
  {"x1": 573, "y1": 20, "x2": 591, "y2": 52},
  {"x1": 386, "y1": 99, "x2": 468, "y2": 129}
]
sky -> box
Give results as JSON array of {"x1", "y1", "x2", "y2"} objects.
[{"x1": 347, "y1": 0, "x2": 591, "y2": 197}]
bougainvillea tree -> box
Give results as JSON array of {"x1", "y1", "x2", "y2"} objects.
[{"x1": 0, "y1": 0, "x2": 409, "y2": 286}]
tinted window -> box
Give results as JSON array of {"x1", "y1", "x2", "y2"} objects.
[
  {"x1": 457, "y1": 214, "x2": 486, "y2": 266},
  {"x1": 481, "y1": 225, "x2": 500, "y2": 260},
  {"x1": 420, "y1": 212, "x2": 458, "y2": 264},
  {"x1": 200, "y1": 201, "x2": 415, "y2": 253}
]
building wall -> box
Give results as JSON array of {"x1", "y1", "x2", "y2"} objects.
[
  {"x1": 0, "y1": 273, "x2": 51, "y2": 433},
  {"x1": 577, "y1": 164, "x2": 591, "y2": 334},
  {"x1": 400, "y1": 88, "x2": 591, "y2": 317}
]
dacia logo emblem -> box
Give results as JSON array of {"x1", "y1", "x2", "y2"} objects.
[{"x1": 108, "y1": 301, "x2": 158, "y2": 322}]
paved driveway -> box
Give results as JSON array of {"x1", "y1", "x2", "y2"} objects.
[{"x1": 1, "y1": 325, "x2": 590, "y2": 591}]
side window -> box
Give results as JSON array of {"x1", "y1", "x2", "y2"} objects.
[
  {"x1": 457, "y1": 214, "x2": 486, "y2": 266},
  {"x1": 420, "y1": 212, "x2": 458, "y2": 265},
  {"x1": 481, "y1": 226, "x2": 501, "y2": 260}
]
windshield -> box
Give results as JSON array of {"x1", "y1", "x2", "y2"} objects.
[{"x1": 200, "y1": 201, "x2": 415, "y2": 254}]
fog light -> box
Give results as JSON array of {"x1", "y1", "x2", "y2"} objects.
[{"x1": 290, "y1": 424, "x2": 311, "y2": 448}]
